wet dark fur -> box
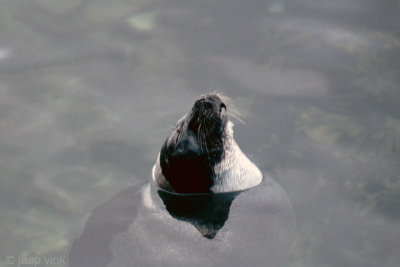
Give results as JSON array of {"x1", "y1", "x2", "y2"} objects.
[{"x1": 160, "y1": 94, "x2": 227, "y2": 193}]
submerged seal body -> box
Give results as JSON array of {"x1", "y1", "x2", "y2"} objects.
[
  {"x1": 153, "y1": 93, "x2": 262, "y2": 193},
  {"x1": 70, "y1": 179, "x2": 295, "y2": 267}
]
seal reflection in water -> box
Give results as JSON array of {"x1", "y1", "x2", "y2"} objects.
[{"x1": 69, "y1": 93, "x2": 295, "y2": 267}]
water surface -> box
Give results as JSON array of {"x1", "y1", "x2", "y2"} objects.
[{"x1": 0, "y1": 0, "x2": 399, "y2": 266}]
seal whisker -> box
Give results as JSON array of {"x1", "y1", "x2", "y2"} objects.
[
  {"x1": 228, "y1": 111, "x2": 246, "y2": 124},
  {"x1": 197, "y1": 120, "x2": 203, "y2": 144}
]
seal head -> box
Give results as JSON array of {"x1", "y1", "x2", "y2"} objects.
[{"x1": 154, "y1": 93, "x2": 262, "y2": 193}]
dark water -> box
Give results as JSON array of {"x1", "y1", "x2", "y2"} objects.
[{"x1": 0, "y1": 0, "x2": 399, "y2": 266}]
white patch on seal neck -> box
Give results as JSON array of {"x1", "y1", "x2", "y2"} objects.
[
  {"x1": 142, "y1": 183, "x2": 156, "y2": 210},
  {"x1": 212, "y1": 121, "x2": 262, "y2": 192}
]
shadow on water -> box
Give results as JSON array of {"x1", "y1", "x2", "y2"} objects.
[{"x1": 157, "y1": 189, "x2": 239, "y2": 239}]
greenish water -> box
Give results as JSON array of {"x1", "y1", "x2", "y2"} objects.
[{"x1": 0, "y1": 0, "x2": 399, "y2": 266}]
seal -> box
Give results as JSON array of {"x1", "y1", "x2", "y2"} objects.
[
  {"x1": 69, "y1": 93, "x2": 296, "y2": 267},
  {"x1": 153, "y1": 93, "x2": 262, "y2": 193}
]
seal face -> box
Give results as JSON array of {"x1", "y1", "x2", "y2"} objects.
[{"x1": 155, "y1": 93, "x2": 262, "y2": 193}]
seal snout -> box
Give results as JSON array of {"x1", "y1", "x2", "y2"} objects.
[
  {"x1": 193, "y1": 94, "x2": 227, "y2": 116},
  {"x1": 188, "y1": 94, "x2": 228, "y2": 136}
]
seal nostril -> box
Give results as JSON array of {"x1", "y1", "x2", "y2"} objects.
[{"x1": 220, "y1": 103, "x2": 226, "y2": 112}]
